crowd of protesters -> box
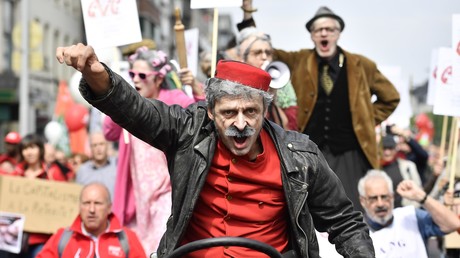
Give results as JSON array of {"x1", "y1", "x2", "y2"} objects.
[{"x1": 0, "y1": 1, "x2": 459, "y2": 257}]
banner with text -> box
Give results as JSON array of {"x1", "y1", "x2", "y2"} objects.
[
  {"x1": 0, "y1": 176, "x2": 82, "y2": 234},
  {"x1": 191, "y1": 0, "x2": 242, "y2": 9},
  {"x1": 81, "y1": 0, "x2": 142, "y2": 49}
]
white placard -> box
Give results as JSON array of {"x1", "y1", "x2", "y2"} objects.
[
  {"x1": 184, "y1": 28, "x2": 200, "y2": 77},
  {"x1": 433, "y1": 47, "x2": 460, "y2": 116},
  {"x1": 379, "y1": 65, "x2": 412, "y2": 128},
  {"x1": 426, "y1": 48, "x2": 439, "y2": 105},
  {"x1": 81, "y1": 0, "x2": 142, "y2": 49},
  {"x1": 191, "y1": 0, "x2": 242, "y2": 9},
  {"x1": 452, "y1": 14, "x2": 460, "y2": 90}
]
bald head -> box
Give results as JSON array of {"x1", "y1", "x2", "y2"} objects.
[
  {"x1": 79, "y1": 182, "x2": 112, "y2": 237},
  {"x1": 79, "y1": 182, "x2": 112, "y2": 204}
]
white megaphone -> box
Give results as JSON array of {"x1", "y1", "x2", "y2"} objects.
[{"x1": 264, "y1": 61, "x2": 291, "y2": 89}]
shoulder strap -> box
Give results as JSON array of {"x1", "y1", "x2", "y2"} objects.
[
  {"x1": 117, "y1": 230, "x2": 130, "y2": 257},
  {"x1": 57, "y1": 228, "x2": 73, "y2": 258}
]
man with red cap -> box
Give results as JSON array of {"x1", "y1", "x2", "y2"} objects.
[
  {"x1": 0, "y1": 132, "x2": 21, "y2": 174},
  {"x1": 56, "y1": 44, "x2": 374, "y2": 257}
]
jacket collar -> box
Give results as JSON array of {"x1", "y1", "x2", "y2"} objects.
[
  {"x1": 70, "y1": 213, "x2": 123, "y2": 235},
  {"x1": 263, "y1": 120, "x2": 305, "y2": 174}
]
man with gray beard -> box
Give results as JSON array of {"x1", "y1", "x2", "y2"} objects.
[{"x1": 358, "y1": 170, "x2": 460, "y2": 257}]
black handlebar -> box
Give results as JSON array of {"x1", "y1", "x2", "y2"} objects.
[{"x1": 163, "y1": 237, "x2": 283, "y2": 258}]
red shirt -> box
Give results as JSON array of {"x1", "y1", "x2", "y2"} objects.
[
  {"x1": 181, "y1": 129, "x2": 288, "y2": 257},
  {"x1": 14, "y1": 161, "x2": 74, "y2": 181}
]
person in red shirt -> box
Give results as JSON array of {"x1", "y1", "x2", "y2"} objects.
[
  {"x1": 37, "y1": 182, "x2": 145, "y2": 258},
  {"x1": 14, "y1": 134, "x2": 74, "y2": 181},
  {"x1": 13, "y1": 134, "x2": 75, "y2": 257},
  {"x1": 0, "y1": 132, "x2": 21, "y2": 175}
]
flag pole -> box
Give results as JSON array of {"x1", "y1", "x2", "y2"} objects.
[{"x1": 19, "y1": 0, "x2": 30, "y2": 135}]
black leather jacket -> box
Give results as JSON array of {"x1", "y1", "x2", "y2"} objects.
[{"x1": 81, "y1": 67, "x2": 375, "y2": 258}]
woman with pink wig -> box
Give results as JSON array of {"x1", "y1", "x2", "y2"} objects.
[{"x1": 103, "y1": 47, "x2": 204, "y2": 255}]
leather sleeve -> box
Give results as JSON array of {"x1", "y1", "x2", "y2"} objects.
[
  {"x1": 80, "y1": 66, "x2": 204, "y2": 155},
  {"x1": 307, "y1": 150, "x2": 375, "y2": 257}
]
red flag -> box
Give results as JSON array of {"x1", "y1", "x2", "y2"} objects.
[{"x1": 54, "y1": 80, "x2": 74, "y2": 116}]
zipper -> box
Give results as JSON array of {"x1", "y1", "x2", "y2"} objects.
[{"x1": 295, "y1": 184, "x2": 309, "y2": 257}]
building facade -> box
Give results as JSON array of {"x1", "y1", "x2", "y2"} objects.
[{"x1": 0, "y1": 0, "x2": 233, "y2": 147}]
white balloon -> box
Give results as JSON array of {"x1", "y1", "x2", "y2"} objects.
[
  {"x1": 69, "y1": 72, "x2": 91, "y2": 108},
  {"x1": 44, "y1": 121, "x2": 64, "y2": 145}
]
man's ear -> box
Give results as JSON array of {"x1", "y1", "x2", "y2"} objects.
[
  {"x1": 359, "y1": 196, "x2": 366, "y2": 209},
  {"x1": 207, "y1": 107, "x2": 214, "y2": 120}
]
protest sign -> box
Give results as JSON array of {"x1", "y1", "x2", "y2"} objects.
[
  {"x1": 80, "y1": 0, "x2": 142, "y2": 49},
  {"x1": 0, "y1": 176, "x2": 82, "y2": 234},
  {"x1": 432, "y1": 47, "x2": 460, "y2": 116},
  {"x1": 191, "y1": 0, "x2": 242, "y2": 9}
]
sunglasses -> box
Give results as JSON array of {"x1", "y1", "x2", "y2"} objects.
[{"x1": 128, "y1": 70, "x2": 158, "y2": 80}]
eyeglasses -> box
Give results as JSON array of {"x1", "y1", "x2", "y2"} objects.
[
  {"x1": 128, "y1": 70, "x2": 158, "y2": 80},
  {"x1": 249, "y1": 49, "x2": 273, "y2": 57},
  {"x1": 364, "y1": 194, "x2": 392, "y2": 204},
  {"x1": 312, "y1": 27, "x2": 339, "y2": 35}
]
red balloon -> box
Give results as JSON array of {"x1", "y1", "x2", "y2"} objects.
[
  {"x1": 65, "y1": 104, "x2": 89, "y2": 132},
  {"x1": 415, "y1": 113, "x2": 432, "y2": 130},
  {"x1": 415, "y1": 113, "x2": 434, "y2": 144}
]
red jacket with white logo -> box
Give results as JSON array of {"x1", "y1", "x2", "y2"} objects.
[{"x1": 37, "y1": 214, "x2": 146, "y2": 258}]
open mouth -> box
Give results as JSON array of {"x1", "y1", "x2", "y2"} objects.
[
  {"x1": 321, "y1": 40, "x2": 328, "y2": 48},
  {"x1": 234, "y1": 136, "x2": 248, "y2": 144},
  {"x1": 232, "y1": 136, "x2": 250, "y2": 149},
  {"x1": 135, "y1": 86, "x2": 141, "y2": 91}
]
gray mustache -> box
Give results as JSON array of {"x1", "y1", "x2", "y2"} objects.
[
  {"x1": 375, "y1": 207, "x2": 388, "y2": 213},
  {"x1": 225, "y1": 126, "x2": 256, "y2": 138}
]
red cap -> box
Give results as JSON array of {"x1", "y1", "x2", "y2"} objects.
[
  {"x1": 214, "y1": 60, "x2": 271, "y2": 91},
  {"x1": 4, "y1": 132, "x2": 21, "y2": 144}
]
